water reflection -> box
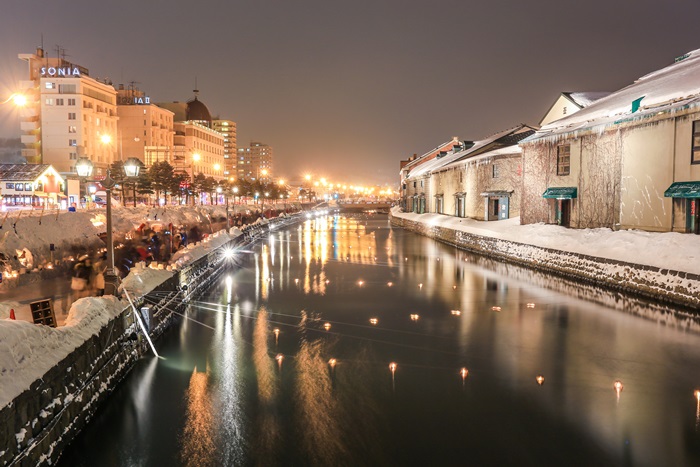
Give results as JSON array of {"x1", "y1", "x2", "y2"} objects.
[{"x1": 59, "y1": 214, "x2": 700, "y2": 467}]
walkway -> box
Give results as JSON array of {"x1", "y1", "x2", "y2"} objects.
[{"x1": 0, "y1": 275, "x2": 89, "y2": 326}]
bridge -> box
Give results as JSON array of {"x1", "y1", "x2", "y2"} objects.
[{"x1": 300, "y1": 201, "x2": 393, "y2": 213}]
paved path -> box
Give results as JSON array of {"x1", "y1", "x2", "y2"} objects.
[{"x1": 0, "y1": 276, "x2": 97, "y2": 326}]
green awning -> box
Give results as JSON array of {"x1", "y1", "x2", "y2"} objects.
[
  {"x1": 664, "y1": 181, "x2": 700, "y2": 198},
  {"x1": 542, "y1": 187, "x2": 577, "y2": 199}
]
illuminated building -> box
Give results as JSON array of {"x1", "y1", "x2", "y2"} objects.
[
  {"x1": 212, "y1": 119, "x2": 237, "y2": 179},
  {"x1": 116, "y1": 84, "x2": 174, "y2": 167},
  {"x1": 237, "y1": 141, "x2": 273, "y2": 181},
  {"x1": 17, "y1": 47, "x2": 118, "y2": 175},
  {"x1": 158, "y1": 92, "x2": 226, "y2": 181}
]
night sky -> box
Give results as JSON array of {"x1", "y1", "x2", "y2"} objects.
[{"x1": 1, "y1": 0, "x2": 700, "y2": 185}]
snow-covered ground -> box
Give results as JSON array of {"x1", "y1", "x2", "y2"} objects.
[
  {"x1": 0, "y1": 205, "x2": 262, "y2": 408},
  {"x1": 392, "y1": 208, "x2": 699, "y2": 275}
]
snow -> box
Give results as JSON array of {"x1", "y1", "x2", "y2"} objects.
[
  {"x1": 0, "y1": 296, "x2": 125, "y2": 408},
  {"x1": 392, "y1": 208, "x2": 700, "y2": 275},
  {"x1": 533, "y1": 49, "x2": 700, "y2": 139},
  {"x1": 0, "y1": 204, "x2": 262, "y2": 409}
]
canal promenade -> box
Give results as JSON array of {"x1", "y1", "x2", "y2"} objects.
[{"x1": 390, "y1": 208, "x2": 700, "y2": 310}]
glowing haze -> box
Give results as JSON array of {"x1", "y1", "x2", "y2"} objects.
[{"x1": 0, "y1": 0, "x2": 699, "y2": 185}]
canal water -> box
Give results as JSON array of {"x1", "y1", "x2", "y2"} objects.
[{"x1": 59, "y1": 214, "x2": 700, "y2": 466}]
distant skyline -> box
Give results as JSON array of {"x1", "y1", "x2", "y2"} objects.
[{"x1": 1, "y1": 0, "x2": 700, "y2": 185}]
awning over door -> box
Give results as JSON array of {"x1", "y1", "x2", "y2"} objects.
[
  {"x1": 542, "y1": 187, "x2": 577, "y2": 199},
  {"x1": 664, "y1": 181, "x2": 700, "y2": 198}
]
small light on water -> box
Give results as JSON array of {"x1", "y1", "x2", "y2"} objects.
[
  {"x1": 453, "y1": 285, "x2": 457, "y2": 289},
  {"x1": 460, "y1": 367, "x2": 468, "y2": 381},
  {"x1": 491, "y1": 306, "x2": 501, "y2": 312},
  {"x1": 370, "y1": 318, "x2": 378, "y2": 325},
  {"x1": 451, "y1": 310, "x2": 461, "y2": 316},
  {"x1": 536, "y1": 375, "x2": 545, "y2": 386},
  {"x1": 295, "y1": 278, "x2": 299, "y2": 284},
  {"x1": 276, "y1": 354, "x2": 284, "y2": 364},
  {"x1": 328, "y1": 358, "x2": 337, "y2": 368},
  {"x1": 387, "y1": 282, "x2": 393, "y2": 287},
  {"x1": 358, "y1": 280, "x2": 364, "y2": 286},
  {"x1": 614, "y1": 380, "x2": 624, "y2": 394},
  {"x1": 418, "y1": 283, "x2": 423, "y2": 290},
  {"x1": 526, "y1": 303, "x2": 536, "y2": 308},
  {"x1": 389, "y1": 362, "x2": 397, "y2": 373},
  {"x1": 410, "y1": 314, "x2": 419, "y2": 321},
  {"x1": 695, "y1": 389, "x2": 700, "y2": 401},
  {"x1": 324, "y1": 322, "x2": 332, "y2": 331}
]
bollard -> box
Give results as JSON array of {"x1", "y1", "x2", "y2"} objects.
[{"x1": 9, "y1": 308, "x2": 16, "y2": 320}]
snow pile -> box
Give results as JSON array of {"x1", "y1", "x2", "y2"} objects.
[
  {"x1": 119, "y1": 262, "x2": 174, "y2": 298},
  {"x1": 0, "y1": 296, "x2": 125, "y2": 407},
  {"x1": 170, "y1": 228, "x2": 243, "y2": 268},
  {"x1": 392, "y1": 208, "x2": 700, "y2": 275}
]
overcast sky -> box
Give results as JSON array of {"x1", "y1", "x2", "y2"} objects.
[{"x1": 1, "y1": 0, "x2": 700, "y2": 185}]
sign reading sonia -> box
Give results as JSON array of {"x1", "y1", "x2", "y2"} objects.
[{"x1": 41, "y1": 66, "x2": 81, "y2": 77}]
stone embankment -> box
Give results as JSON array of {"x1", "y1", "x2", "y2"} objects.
[
  {"x1": 390, "y1": 214, "x2": 700, "y2": 311},
  {"x1": 0, "y1": 215, "x2": 299, "y2": 466}
]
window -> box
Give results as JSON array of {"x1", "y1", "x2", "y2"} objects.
[
  {"x1": 25, "y1": 183, "x2": 32, "y2": 191},
  {"x1": 6, "y1": 183, "x2": 14, "y2": 189},
  {"x1": 68, "y1": 112, "x2": 76, "y2": 120},
  {"x1": 59, "y1": 84, "x2": 76, "y2": 94},
  {"x1": 45, "y1": 98, "x2": 54, "y2": 106},
  {"x1": 69, "y1": 139, "x2": 77, "y2": 146},
  {"x1": 16, "y1": 184, "x2": 23, "y2": 191},
  {"x1": 692, "y1": 121, "x2": 700, "y2": 164},
  {"x1": 492, "y1": 164, "x2": 500, "y2": 178},
  {"x1": 69, "y1": 152, "x2": 77, "y2": 160},
  {"x1": 557, "y1": 145, "x2": 571, "y2": 175},
  {"x1": 68, "y1": 98, "x2": 76, "y2": 106},
  {"x1": 45, "y1": 82, "x2": 56, "y2": 89},
  {"x1": 56, "y1": 98, "x2": 64, "y2": 106},
  {"x1": 68, "y1": 126, "x2": 77, "y2": 133}
]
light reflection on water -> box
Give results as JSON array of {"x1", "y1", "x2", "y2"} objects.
[{"x1": 58, "y1": 213, "x2": 700, "y2": 467}]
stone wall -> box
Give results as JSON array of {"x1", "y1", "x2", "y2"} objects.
[{"x1": 391, "y1": 214, "x2": 700, "y2": 309}]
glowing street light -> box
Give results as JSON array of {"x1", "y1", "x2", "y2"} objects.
[
  {"x1": 536, "y1": 375, "x2": 545, "y2": 386},
  {"x1": 1, "y1": 93, "x2": 27, "y2": 107}
]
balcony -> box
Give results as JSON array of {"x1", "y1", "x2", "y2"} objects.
[
  {"x1": 21, "y1": 134, "x2": 38, "y2": 144},
  {"x1": 20, "y1": 121, "x2": 39, "y2": 131}
]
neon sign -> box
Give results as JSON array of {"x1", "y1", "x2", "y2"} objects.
[{"x1": 41, "y1": 67, "x2": 81, "y2": 77}]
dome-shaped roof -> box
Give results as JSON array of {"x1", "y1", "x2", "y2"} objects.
[{"x1": 186, "y1": 97, "x2": 212, "y2": 125}]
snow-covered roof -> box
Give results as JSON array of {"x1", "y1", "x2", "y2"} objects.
[
  {"x1": 401, "y1": 137, "x2": 462, "y2": 172},
  {"x1": 406, "y1": 125, "x2": 534, "y2": 179},
  {"x1": 0, "y1": 164, "x2": 62, "y2": 183},
  {"x1": 564, "y1": 92, "x2": 611, "y2": 108},
  {"x1": 527, "y1": 49, "x2": 700, "y2": 141}
]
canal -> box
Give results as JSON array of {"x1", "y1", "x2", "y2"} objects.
[{"x1": 59, "y1": 213, "x2": 700, "y2": 466}]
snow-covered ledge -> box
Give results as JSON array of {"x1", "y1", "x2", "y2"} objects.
[{"x1": 390, "y1": 208, "x2": 700, "y2": 308}]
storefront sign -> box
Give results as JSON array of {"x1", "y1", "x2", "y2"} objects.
[
  {"x1": 119, "y1": 96, "x2": 151, "y2": 105},
  {"x1": 41, "y1": 66, "x2": 81, "y2": 77}
]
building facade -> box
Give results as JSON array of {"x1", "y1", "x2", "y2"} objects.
[
  {"x1": 237, "y1": 141, "x2": 273, "y2": 181},
  {"x1": 521, "y1": 49, "x2": 700, "y2": 233},
  {"x1": 116, "y1": 85, "x2": 174, "y2": 167},
  {"x1": 18, "y1": 48, "x2": 118, "y2": 175},
  {"x1": 212, "y1": 119, "x2": 237, "y2": 180}
]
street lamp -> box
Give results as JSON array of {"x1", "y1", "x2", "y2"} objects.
[
  {"x1": 232, "y1": 186, "x2": 239, "y2": 204},
  {"x1": 76, "y1": 157, "x2": 140, "y2": 296},
  {"x1": 1, "y1": 93, "x2": 27, "y2": 107},
  {"x1": 191, "y1": 153, "x2": 201, "y2": 205}
]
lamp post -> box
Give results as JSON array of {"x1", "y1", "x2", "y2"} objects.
[
  {"x1": 191, "y1": 152, "x2": 201, "y2": 205},
  {"x1": 232, "y1": 186, "x2": 239, "y2": 205},
  {"x1": 76, "y1": 157, "x2": 140, "y2": 296}
]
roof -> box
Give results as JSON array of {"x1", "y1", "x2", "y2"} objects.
[
  {"x1": 401, "y1": 137, "x2": 462, "y2": 172},
  {"x1": 406, "y1": 124, "x2": 535, "y2": 179},
  {"x1": 526, "y1": 49, "x2": 700, "y2": 142},
  {"x1": 563, "y1": 92, "x2": 611, "y2": 108},
  {"x1": 0, "y1": 164, "x2": 57, "y2": 181},
  {"x1": 186, "y1": 97, "x2": 213, "y2": 124}
]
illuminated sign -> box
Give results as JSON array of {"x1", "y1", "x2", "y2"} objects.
[
  {"x1": 119, "y1": 96, "x2": 151, "y2": 105},
  {"x1": 41, "y1": 66, "x2": 81, "y2": 77}
]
